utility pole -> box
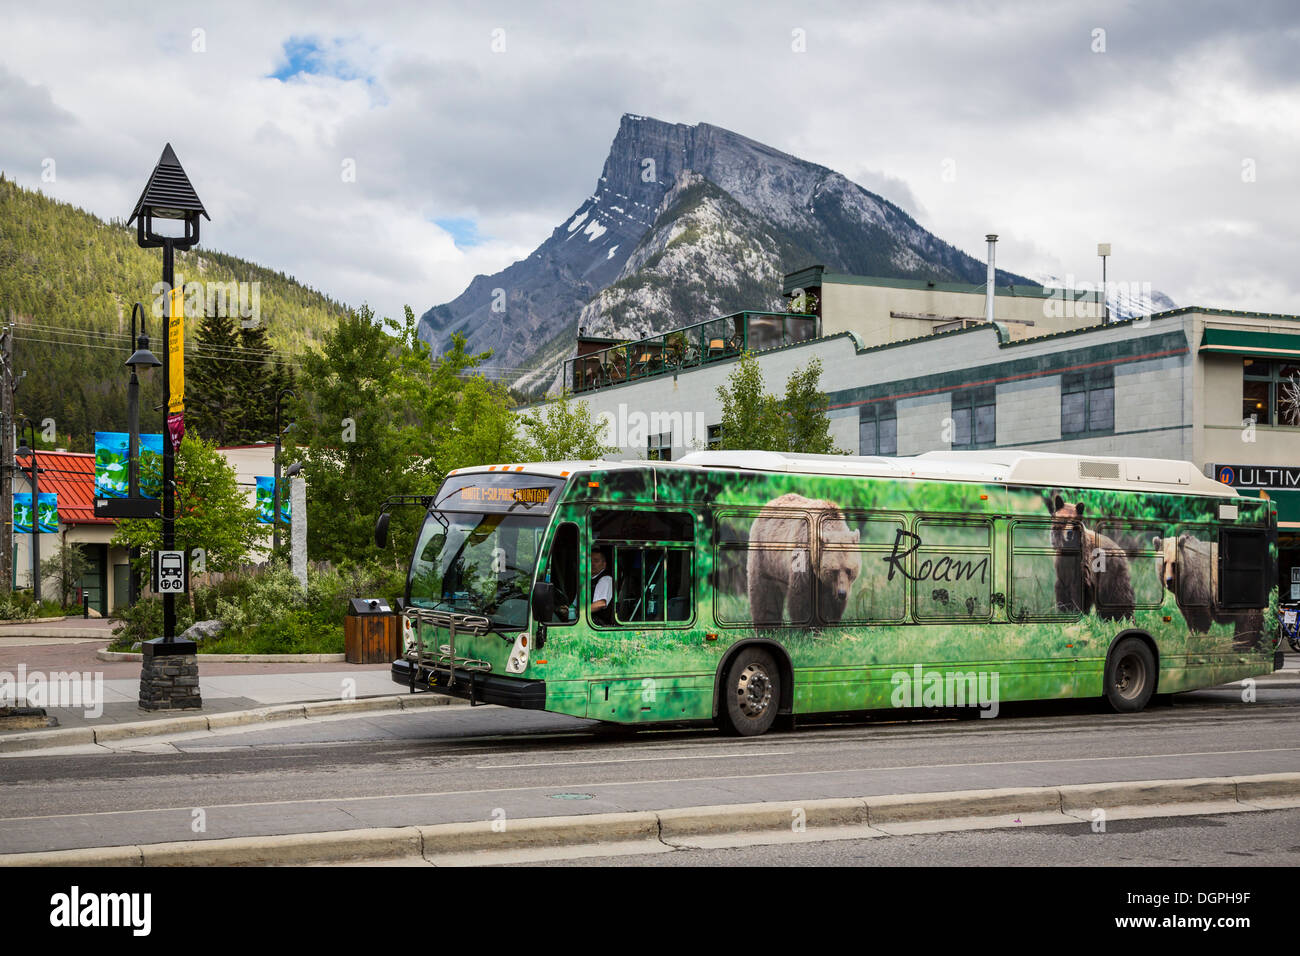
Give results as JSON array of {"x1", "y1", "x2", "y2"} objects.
[{"x1": 0, "y1": 317, "x2": 15, "y2": 593}]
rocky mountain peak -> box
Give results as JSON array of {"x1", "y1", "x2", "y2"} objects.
[{"x1": 418, "y1": 113, "x2": 1037, "y2": 384}]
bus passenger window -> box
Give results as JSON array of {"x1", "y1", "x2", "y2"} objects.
[
  {"x1": 609, "y1": 546, "x2": 692, "y2": 626},
  {"x1": 912, "y1": 518, "x2": 993, "y2": 623},
  {"x1": 1010, "y1": 520, "x2": 1081, "y2": 621}
]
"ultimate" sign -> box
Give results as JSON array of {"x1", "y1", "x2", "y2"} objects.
[{"x1": 1215, "y1": 464, "x2": 1300, "y2": 489}]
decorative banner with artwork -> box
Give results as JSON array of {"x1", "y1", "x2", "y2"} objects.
[
  {"x1": 255, "y1": 477, "x2": 290, "y2": 524},
  {"x1": 167, "y1": 287, "x2": 185, "y2": 450},
  {"x1": 14, "y1": 493, "x2": 58, "y2": 534},
  {"x1": 94, "y1": 432, "x2": 164, "y2": 500}
]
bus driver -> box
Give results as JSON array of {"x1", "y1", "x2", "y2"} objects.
[{"x1": 590, "y1": 547, "x2": 614, "y2": 625}]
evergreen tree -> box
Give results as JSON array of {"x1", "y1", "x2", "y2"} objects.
[
  {"x1": 0, "y1": 176, "x2": 346, "y2": 450},
  {"x1": 235, "y1": 321, "x2": 274, "y2": 443},
  {"x1": 187, "y1": 309, "x2": 241, "y2": 445}
]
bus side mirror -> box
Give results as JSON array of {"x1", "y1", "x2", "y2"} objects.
[
  {"x1": 374, "y1": 512, "x2": 391, "y2": 549},
  {"x1": 531, "y1": 581, "x2": 555, "y2": 622}
]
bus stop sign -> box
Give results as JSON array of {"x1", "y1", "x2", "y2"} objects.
[{"x1": 152, "y1": 550, "x2": 187, "y2": 594}]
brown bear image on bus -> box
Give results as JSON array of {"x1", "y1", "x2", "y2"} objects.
[
  {"x1": 1153, "y1": 533, "x2": 1265, "y2": 649},
  {"x1": 1045, "y1": 494, "x2": 1135, "y2": 621},
  {"x1": 747, "y1": 493, "x2": 862, "y2": 625}
]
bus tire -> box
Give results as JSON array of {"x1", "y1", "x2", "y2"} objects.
[
  {"x1": 1104, "y1": 637, "x2": 1156, "y2": 713},
  {"x1": 719, "y1": 647, "x2": 780, "y2": 737}
]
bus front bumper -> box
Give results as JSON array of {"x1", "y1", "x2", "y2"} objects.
[{"x1": 391, "y1": 658, "x2": 546, "y2": 709}]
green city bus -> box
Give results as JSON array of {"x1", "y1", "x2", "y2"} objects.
[{"x1": 383, "y1": 450, "x2": 1281, "y2": 736}]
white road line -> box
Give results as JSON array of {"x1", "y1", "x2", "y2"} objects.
[
  {"x1": 475, "y1": 750, "x2": 795, "y2": 769},
  {"x1": 0, "y1": 746, "x2": 1297, "y2": 824}
]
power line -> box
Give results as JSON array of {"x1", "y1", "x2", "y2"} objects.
[
  {"x1": 19, "y1": 322, "x2": 291, "y2": 360},
  {"x1": 11, "y1": 334, "x2": 302, "y2": 369}
]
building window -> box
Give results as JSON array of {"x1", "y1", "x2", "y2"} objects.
[
  {"x1": 951, "y1": 387, "x2": 995, "y2": 448},
  {"x1": 706, "y1": 424, "x2": 722, "y2": 450},
  {"x1": 647, "y1": 432, "x2": 672, "y2": 460},
  {"x1": 1061, "y1": 368, "x2": 1114, "y2": 436},
  {"x1": 1243, "y1": 358, "x2": 1300, "y2": 427},
  {"x1": 858, "y1": 401, "x2": 897, "y2": 456}
]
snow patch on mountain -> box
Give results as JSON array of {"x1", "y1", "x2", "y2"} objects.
[{"x1": 1030, "y1": 271, "x2": 1177, "y2": 321}]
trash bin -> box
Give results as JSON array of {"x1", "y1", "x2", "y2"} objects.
[{"x1": 344, "y1": 597, "x2": 397, "y2": 664}]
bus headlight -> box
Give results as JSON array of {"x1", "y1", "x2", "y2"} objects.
[{"x1": 506, "y1": 633, "x2": 530, "y2": 674}]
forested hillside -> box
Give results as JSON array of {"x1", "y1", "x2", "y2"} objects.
[{"x1": 0, "y1": 174, "x2": 349, "y2": 449}]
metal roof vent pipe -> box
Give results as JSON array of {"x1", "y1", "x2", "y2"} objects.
[{"x1": 985, "y1": 234, "x2": 997, "y2": 324}]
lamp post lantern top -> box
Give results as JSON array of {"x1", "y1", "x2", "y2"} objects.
[
  {"x1": 128, "y1": 144, "x2": 208, "y2": 250},
  {"x1": 128, "y1": 143, "x2": 209, "y2": 223}
]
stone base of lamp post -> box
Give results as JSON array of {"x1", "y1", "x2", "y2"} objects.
[{"x1": 138, "y1": 638, "x2": 202, "y2": 711}]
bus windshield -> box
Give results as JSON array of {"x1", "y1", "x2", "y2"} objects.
[
  {"x1": 406, "y1": 473, "x2": 566, "y2": 630},
  {"x1": 408, "y1": 511, "x2": 551, "y2": 629}
]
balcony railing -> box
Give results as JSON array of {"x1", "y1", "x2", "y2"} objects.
[{"x1": 566, "y1": 311, "x2": 818, "y2": 393}]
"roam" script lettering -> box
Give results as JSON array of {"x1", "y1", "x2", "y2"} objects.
[{"x1": 881, "y1": 530, "x2": 988, "y2": 584}]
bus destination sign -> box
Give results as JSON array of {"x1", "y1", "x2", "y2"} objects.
[
  {"x1": 457, "y1": 485, "x2": 552, "y2": 505},
  {"x1": 437, "y1": 473, "x2": 565, "y2": 513}
]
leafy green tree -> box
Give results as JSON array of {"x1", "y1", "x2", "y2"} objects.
[
  {"x1": 519, "y1": 389, "x2": 617, "y2": 461},
  {"x1": 715, "y1": 352, "x2": 786, "y2": 451},
  {"x1": 111, "y1": 435, "x2": 268, "y2": 573},
  {"x1": 287, "y1": 304, "x2": 546, "y2": 563},
  {"x1": 715, "y1": 353, "x2": 844, "y2": 453},
  {"x1": 39, "y1": 540, "x2": 91, "y2": 607},
  {"x1": 441, "y1": 374, "x2": 530, "y2": 472},
  {"x1": 290, "y1": 306, "x2": 482, "y2": 562},
  {"x1": 782, "y1": 358, "x2": 842, "y2": 453}
]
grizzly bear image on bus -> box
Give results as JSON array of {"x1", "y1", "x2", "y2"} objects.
[
  {"x1": 1154, "y1": 533, "x2": 1265, "y2": 649},
  {"x1": 747, "y1": 493, "x2": 862, "y2": 625},
  {"x1": 1045, "y1": 494, "x2": 1135, "y2": 621}
]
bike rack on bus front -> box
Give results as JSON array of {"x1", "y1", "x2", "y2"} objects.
[{"x1": 404, "y1": 607, "x2": 493, "y2": 700}]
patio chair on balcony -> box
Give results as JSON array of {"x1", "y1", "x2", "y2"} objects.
[{"x1": 630, "y1": 351, "x2": 654, "y2": 378}]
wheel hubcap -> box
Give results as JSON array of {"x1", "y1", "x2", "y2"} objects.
[
  {"x1": 735, "y1": 663, "x2": 772, "y2": 718},
  {"x1": 1115, "y1": 654, "x2": 1145, "y2": 699}
]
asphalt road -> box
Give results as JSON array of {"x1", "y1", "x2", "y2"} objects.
[{"x1": 2, "y1": 686, "x2": 1298, "y2": 856}]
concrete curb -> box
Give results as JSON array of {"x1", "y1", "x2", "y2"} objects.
[
  {"x1": 0, "y1": 693, "x2": 460, "y2": 753},
  {"x1": 96, "y1": 650, "x2": 347, "y2": 662},
  {"x1": 4, "y1": 773, "x2": 1297, "y2": 866}
]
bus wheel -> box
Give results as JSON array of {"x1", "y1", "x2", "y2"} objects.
[
  {"x1": 720, "y1": 647, "x2": 780, "y2": 737},
  {"x1": 1104, "y1": 637, "x2": 1155, "y2": 713}
]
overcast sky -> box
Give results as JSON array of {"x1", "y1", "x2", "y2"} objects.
[{"x1": 2, "y1": 0, "x2": 1297, "y2": 323}]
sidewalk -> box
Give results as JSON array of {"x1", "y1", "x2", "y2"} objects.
[
  {"x1": 0, "y1": 636, "x2": 393, "y2": 731},
  {"x1": 0, "y1": 617, "x2": 116, "y2": 640}
]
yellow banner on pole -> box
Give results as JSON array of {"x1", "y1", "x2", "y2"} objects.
[{"x1": 168, "y1": 287, "x2": 184, "y2": 413}]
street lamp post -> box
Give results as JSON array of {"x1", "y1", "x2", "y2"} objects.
[
  {"x1": 15, "y1": 420, "x2": 41, "y2": 603},
  {"x1": 129, "y1": 145, "x2": 207, "y2": 713},
  {"x1": 126, "y1": 302, "x2": 161, "y2": 605},
  {"x1": 128, "y1": 144, "x2": 208, "y2": 645},
  {"x1": 272, "y1": 388, "x2": 295, "y2": 554}
]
